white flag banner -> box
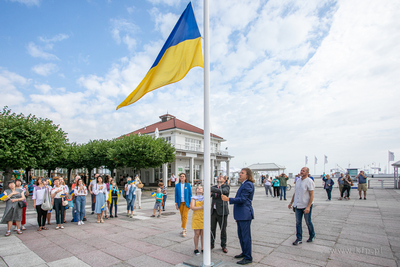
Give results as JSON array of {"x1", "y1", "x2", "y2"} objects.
[
  {"x1": 389, "y1": 151, "x2": 395, "y2": 161},
  {"x1": 315, "y1": 156, "x2": 317, "y2": 164},
  {"x1": 324, "y1": 155, "x2": 328, "y2": 164}
]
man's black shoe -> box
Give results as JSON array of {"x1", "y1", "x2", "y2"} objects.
[
  {"x1": 292, "y1": 240, "x2": 302, "y2": 245},
  {"x1": 307, "y1": 237, "x2": 315, "y2": 242},
  {"x1": 83, "y1": 218, "x2": 87, "y2": 221},
  {"x1": 237, "y1": 259, "x2": 252, "y2": 265},
  {"x1": 71, "y1": 219, "x2": 74, "y2": 222},
  {"x1": 234, "y1": 254, "x2": 245, "y2": 259}
]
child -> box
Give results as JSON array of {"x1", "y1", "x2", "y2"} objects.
[
  {"x1": 190, "y1": 186, "x2": 204, "y2": 255},
  {"x1": 108, "y1": 181, "x2": 119, "y2": 218},
  {"x1": 151, "y1": 188, "x2": 163, "y2": 218}
]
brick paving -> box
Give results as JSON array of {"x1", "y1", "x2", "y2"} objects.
[{"x1": 0, "y1": 185, "x2": 399, "y2": 266}]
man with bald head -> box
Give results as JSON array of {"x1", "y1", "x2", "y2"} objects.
[{"x1": 288, "y1": 167, "x2": 315, "y2": 245}]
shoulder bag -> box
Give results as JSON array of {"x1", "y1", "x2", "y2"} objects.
[
  {"x1": 41, "y1": 187, "x2": 52, "y2": 211},
  {"x1": 18, "y1": 201, "x2": 27, "y2": 208},
  {"x1": 137, "y1": 181, "x2": 144, "y2": 189}
]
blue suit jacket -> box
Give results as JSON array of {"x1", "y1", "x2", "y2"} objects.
[
  {"x1": 229, "y1": 180, "x2": 254, "y2": 221},
  {"x1": 175, "y1": 182, "x2": 192, "y2": 208}
]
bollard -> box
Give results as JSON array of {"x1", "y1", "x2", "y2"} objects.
[
  {"x1": 381, "y1": 180, "x2": 384, "y2": 189},
  {"x1": 368, "y1": 180, "x2": 371, "y2": 189}
]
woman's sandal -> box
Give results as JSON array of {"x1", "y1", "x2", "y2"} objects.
[
  {"x1": 42, "y1": 227, "x2": 48, "y2": 230},
  {"x1": 97, "y1": 221, "x2": 100, "y2": 223},
  {"x1": 100, "y1": 219, "x2": 104, "y2": 223},
  {"x1": 37, "y1": 227, "x2": 42, "y2": 231},
  {"x1": 17, "y1": 230, "x2": 23, "y2": 235},
  {"x1": 5, "y1": 231, "x2": 11, "y2": 237}
]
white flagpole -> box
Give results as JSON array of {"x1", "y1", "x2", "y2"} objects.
[{"x1": 203, "y1": 0, "x2": 212, "y2": 266}]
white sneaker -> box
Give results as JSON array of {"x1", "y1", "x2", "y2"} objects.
[
  {"x1": 78, "y1": 221, "x2": 81, "y2": 225},
  {"x1": 81, "y1": 221, "x2": 84, "y2": 225}
]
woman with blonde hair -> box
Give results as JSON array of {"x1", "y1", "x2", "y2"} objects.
[
  {"x1": 190, "y1": 186, "x2": 204, "y2": 255},
  {"x1": 134, "y1": 175, "x2": 142, "y2": 210},
  {"x1": 175, "y1": 173, "x2": 192, "y2": 237},
  {"x1": 1, "y1": 180, "x2": 25, "y2": 236}
]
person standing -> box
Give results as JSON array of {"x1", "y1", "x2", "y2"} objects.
[
  {"x1": 210, "y1": 175, "x2": 230, "y2": 253},
  {"x1": 13, "y1": 179, "x2": 28, "y2": 231},
  {"x1": 1, "y1": 180, "x2": 25, "y2": 236},
  {"x1": 190, "y1": 186, "x2": 204, "y2": 255},
  {"x1": 337, "y1": 173, "x2": 344, "y2": 198},
  {"x1": 32, "y1": 178, "x2": 50, "y2": 231},
  {"x1": 74, "y1": 179, "x2": 87, "y2": 225},
  {"x1": 272, "y1": 176, "x2": 280, "y2": 198},
  {"x1": 357, "y1": 171, "x2": 368, "y2": 200},
  {"x1": 70, "y1": 176, "x2": 80, "y2": 222},
  {"x1": 159, "y1": 182, "x2": 168, "y2": 211},
  {"x1": 323, "y1": 174, "x2": 334, "y2": 201},
  {"x1": 170, "y1": 173, "x2": 176, "y2": 187},
  {"x1": 108, "y1": 181, "x2": 119, "y2": 218},
  {"x1": 88, "y1": 174, "x2": 99, "y2": 215},
  {"x1": 278, "y1": 173, "x2": 289, "y2": 200},
  {"x1": 134, "y1": 175, "x2": 142, "y2": 210},
  {"x1": 93, "y1": 176, "x2": 108, "y2": 223},
  {"x1": 125, "y1": 177, "x2": 136, "y2": 218},
  {"x1": 221, "y1": 168, "x2": 254, "y2": 265},
  {"x1": 339, "y1": 174, "x2": 352, "y2": 200},
  {"x1": 51, "y1": 178, "x2": 67, "y2": 229},
  {"x1": 288, "y1": 167, "x2": 315, "y2": 245},
  {"x1": 263, "y1": 175, "x2": 272, "y2": 197},
  {"x1": 175, "y1": 173, "x2": 192, "y2": 237}
]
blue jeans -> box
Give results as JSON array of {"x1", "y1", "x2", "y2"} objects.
[
  {"x1": 110, "y1": 197, "x2": 118, "y2": 215},
  {"x1": 91, "y1": 193, "x2": 96, "y2": 212},
  {"x1": 280, "y1": 186, "x2": 287, "y2": 200},
  {"x1": 326, "y1": 188, "x2": 332, "y2": 200},
  {"x1": 295, "y1": 205, "x2": 315, "y2": 241},
  {"x1": 127, "y1": 195, "x2": 136, "y2": 211},
  {"x1": 162, "y1": 195, "x2": 167, "y2": 210},
  {"x1": 75, "y1": 196, "x2": 86, "y2": 221}
]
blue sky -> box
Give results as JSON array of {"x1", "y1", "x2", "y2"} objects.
[{"x1": 1, "y1": 0, "x2": 399, "y2": 175}]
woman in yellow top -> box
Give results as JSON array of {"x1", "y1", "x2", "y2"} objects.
[
  {"x1": 190, "y1": 186, "x2": 204, "y2": 255},
  {"x1": 108, "y1": 181, "x2": 120, "y2": 218}
]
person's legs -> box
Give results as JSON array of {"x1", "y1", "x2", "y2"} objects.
[
  {"x1": 339, "y1": 184, "x2": 343, "y2": 197},
  {"x1": 180, "y1": 203, "x2": 189, "y2": 230},
  {"x1": 328, "y1": 189, "x2": 332, "y2": 200},
  {"x1": 39, "y1": 207, "x2": 47, "y2": 227},
  {"x1": 200, "y1": 229, "x2": 204, "y2": 250},
  {"x1": 162, "y1": 195, "x2": 167, "y2": 210},
  {"x1": 237, "y1": 220, "x2": 252, "y2": 261},
  {"x1": 295, "y1": 207, "x2": 304, "y2": 241},
  {"x1": 210, "y1": 210, "x2": 218, "y2": 247},
  {"x1": 76, "y1": 196, "x2": 82, "y2": 221},
  {"x1": 283, "y1": 186, "x2": 287, "y2": 200},
  {"x1": 36, "y1": 205, "x2": 42, "y2": 227},
  {"x1": 268, "y1": 185, "x2": 272, "y2": 196},
  {"x1": 54, "y1": 199, "x2": 61, "y2": 225},
  {"x1": 304, "y1": 205, "x2": 315, "y2": 239},
  {"x1": 264, "y1": 185, "x2": 268, "y2": 195},
  {"x1": 194, "y1": 229, "x2": 200, "y2": 250},
  {"x1": 220, "y1": 215, "x2": 228, "y2": 248},
  {"x1": 7, "y1": 221, "x2": 12, "y2": 231},
  {"x1": 91, "y1": 194, "x2": 95, "y2": 212},
  {"x1": 280, "y1": 186, "x2": 284, "y2": 200},
  {"x1": 359, "y1": 188, "x2": 362, "y2": 198}
]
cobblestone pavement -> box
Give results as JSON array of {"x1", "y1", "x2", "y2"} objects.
[{"x1": 0, "y1": 186, "x2": 399, "y2": 267}]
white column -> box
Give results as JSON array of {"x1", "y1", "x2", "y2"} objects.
[
  {"x1": 190, "y1": 157, "x2": 194, "y2": 186},
  {"x1": 226, "y1": 160, "x2": 230, "y2": 177},
  {"x1": 200, "y1": 164, "x2": 203, "y2": 184},
  {"x1": 210, "y1": 159, "x2": 214, "y2": 185},
  {"x1": 163, "y1": 164, "x2": 168, "y2": 186}
]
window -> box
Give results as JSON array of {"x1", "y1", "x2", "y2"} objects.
[
  {"x1": 185, "y1": 138, "x2": 201, "y2": 151},
  {"x1": 163, "y1": 136, "x2": 171, "y2": 143}
]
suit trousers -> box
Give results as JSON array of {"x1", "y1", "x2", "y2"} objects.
[
  {"x1": 211, "y1": 209, "x2": 228, "y2": 248},
  {"x1": 179, "y1": 202, "x2": 190, "y2": 229},
  {"x1": 237, "y1": 220, "x2": 252, "y2": 261}
]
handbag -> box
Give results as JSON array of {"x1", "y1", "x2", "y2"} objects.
[
  {"x1": 41, "y1": 187, "x2": 52, "y2": 211},
  {"x1": 18, "y1": 201, "x2": 27, "y2": 208},
  {"x1": 62, "y1": 198, "x2": 69, "y2": 207},
  {"x1": 137, "y1": 182, "x2": 144, "y2": 189}
]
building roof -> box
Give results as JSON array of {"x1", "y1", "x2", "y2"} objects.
[
  {"x1": 123, "y1": 114, "x2": 223, "y2": 139},
  {"x1": 392, "y1": 160, "x2": 400, "y2": 167},
  {"x1": 246, "y1": 163, "x2": 286, "y2": 172}
]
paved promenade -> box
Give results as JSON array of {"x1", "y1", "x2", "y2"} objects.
[{"x1": 0, "y1": 186, "x2": 399, "y2": 267}]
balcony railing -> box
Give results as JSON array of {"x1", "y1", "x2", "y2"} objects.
[{"x1": 171, "y1": 143, "x2": 229, "y2": 155}]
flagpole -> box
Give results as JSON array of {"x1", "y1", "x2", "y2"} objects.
[{"x1": 203, "y1": 0, "x2": 212, "y2": 266}]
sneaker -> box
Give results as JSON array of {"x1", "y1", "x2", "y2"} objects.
[
  {"x1": 130, "y1": 215, "x2": 133, "y2": 218},
  {"x1": 359, "y1": 197, "x2": 362, "y2": 199},
  {"x1": 81, "y1": 221, "x2": 84, "y2": 225},
  {"x1": 110, "y1": 215, "x2": 114, "y2": 218},
  {"x1": 150, "y1": 215, "x2": 155, "y2": 217},
  {"x1": 307, "y1": 237, "x2": 315, "y2": 242},
  {"x1": 115, "y1": 215, "x2": 118, "y2": 218},
  {"x1": 364, "y1": 198, "x2": 367, "y2": 200},
  {"x1": 194, "y1": 249, "x2": 200, "y2": 255},
  {"x1": 157, "y1": 215, "x2": 160, "y2": 218},
  {"x1": 326, "y1": 199, "x2": 330, "y2": 201},
  {"x1": 78, "y1": 221, "x2": 81, "y2": 226},
  {"x1": 83, "y1": 218, "x2": 87, "y2": 221},
  {"x1": 292, "y1": 240, "x2": 302, "y2": 245}
]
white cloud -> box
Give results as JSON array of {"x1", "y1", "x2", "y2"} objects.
[
  {"x1": 39, "y1": 33, "x2": 69, "y2": 43},
  {"x1": 0, "y1": 69, "x2": 27, "y2": 107},
  {"x1": 34, "y1": 83, "x2": 52, "y2": 93},
  {"x1": 32, "y1": 63, "x2": 58, "y2": 76},
  {"x1": 9, "y1": 0, "x2": 40, "y2": 6},
  {"x1": 150, "y1": 8, "x2": 179, "y2": 39},
  {"x1": 27, "y1": 42, "x2": 59, "y2": 60},
  {"x1": 110, "y1": 18, "x2": 138, "y2": 51},
  {"x1": 147, "y1": 0, "x2": 183, "y2": 6}
]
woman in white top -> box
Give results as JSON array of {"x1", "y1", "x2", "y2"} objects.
[
  {"x1": 264, "y1": 175, "x2": 272, "y2": 197},
  {"x1": 51, "y1": 178, "x2": 68, "y2": 229},
  {"x1": 93, "y1": 176, "x2": 108, "y2": 223},
  {"x1": 74, "y1": 179, "x2": 87, "y2": 225},
  {"x1": 32, "y1": 178, "x2": 51, "y2": 231},
  {"x1": 134, "y1": 175, "x2": 142, "y2": 210},
  {"x1": 61, "y1": 177, "x2": 69, "y2": 224}
]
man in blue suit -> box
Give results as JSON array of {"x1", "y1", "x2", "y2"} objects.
[{"x1": 221, "y1": 168, "x2": 254, "y2": 265}]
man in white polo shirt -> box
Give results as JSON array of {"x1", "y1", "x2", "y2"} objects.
[{"x1": 288, "y1": 167, "x2": 315, "y2": 245}]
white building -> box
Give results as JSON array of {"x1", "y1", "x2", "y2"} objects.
[{"x1": 117, "y1": 114, "x2": 233, "y2": 186}]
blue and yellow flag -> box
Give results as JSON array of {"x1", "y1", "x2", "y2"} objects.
[
  {"x1": 117, "y1": 2, "x2": 203, "y2": 109},
  {"x1": 69, "y1": 190, "x2": 75, "y2": 197},
  {"x1": 48, "y1": 178, "x2": 53, "y2": 186},
  {"x1": 151, "y1": 191, "x2": 156, "y2": 197},
  {"x1": 0, "y1": 192, "x2": 7, "y2": 201},
  {"x1": 101, "y1": 204, "x2": 106, "y2": 211}
]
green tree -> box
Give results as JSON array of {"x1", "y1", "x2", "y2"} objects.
[
  {"x1": 80, "y1": 140, "x2": 103, "y2": 180},
  {"x1": 0, "y1": 107, "x2": 68, "y2": 185},
  {"x1": 108, "y1": 134, "x2": 175, "y2": 172}
]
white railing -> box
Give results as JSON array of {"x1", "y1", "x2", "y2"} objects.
[{"x1": 171, "y1": 143, "x2": 228, "y2": 155}]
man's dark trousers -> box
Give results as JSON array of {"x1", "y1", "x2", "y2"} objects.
[
  {"x1": 237, "y1": 220, "x2": 252, "y2": 261},
  {"x1": 211, "y1": 208, "x2": 227, "y2": 248}
]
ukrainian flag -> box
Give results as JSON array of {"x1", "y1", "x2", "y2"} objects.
[
  {"x1": 0, "y1": 192, "x2": 7, "y2": 201},
  {"x1": 117, "y1": 2, "x2": 203, "y2": 109}
]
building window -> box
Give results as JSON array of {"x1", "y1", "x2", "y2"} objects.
[
  {"x1": 163, "y1": 136, "x2": 171, "y2": 143},
  {"x1": 185, "y1": 138, "x2": 201, "y2": 151}
]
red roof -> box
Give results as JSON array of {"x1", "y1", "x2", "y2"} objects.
[{"x1": 123, "y1": 114, "x2": 223, "y2": 139}]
